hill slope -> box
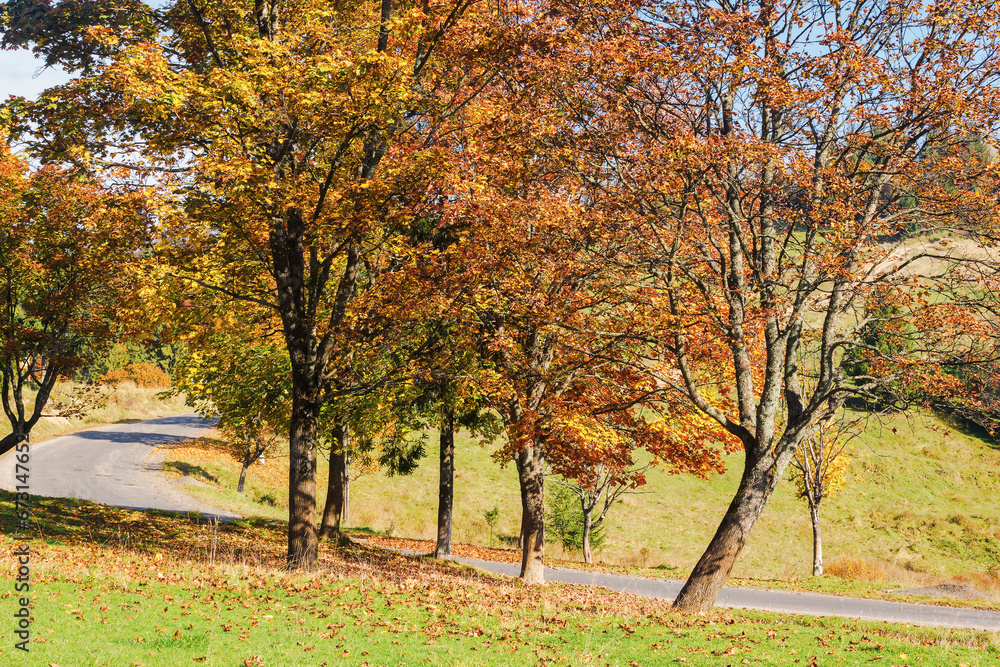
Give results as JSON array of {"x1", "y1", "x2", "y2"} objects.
[{"x1": 162, "y1": 409, "x2": 1000, "y2": 587}]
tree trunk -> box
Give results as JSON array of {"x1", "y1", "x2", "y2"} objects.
[
  {"x1": 673, "y1": 455, "x2": 781, "y2": 611},
  {"x1": 343, "y1": 451, "x2": 350, "y2": 525},
  {"x1": 287, "y1": 396, "x2": 320, "y2": 569},
  {"x1": 320, "y1": 423, "x2": 348, "y2": 541},
  {"x1": 582, "y1": 510, "x2": 593, "y2": 564},
  {"x1": 237, "y1": 462, "x2": 249, "y2": 494},
  {"x1": 810, "y1": 501, "x2": 823, "y2": 576},
  {"x1": 0, "y1": 431, "x2": 25, "y2": 458},
  {"x1": 516, "y1": 442, "x2": 546, "y2": 584},
  {"x1": 434, "y1": 407, "x2": 455, "y2": 558}
]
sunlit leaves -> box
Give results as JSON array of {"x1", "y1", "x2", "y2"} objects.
[{"x1": 0, "y1": 144, "x2": 153, "y2": 448}]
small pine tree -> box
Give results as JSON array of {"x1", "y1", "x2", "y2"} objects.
[
  {"x1": 484, "y1": 506, "x2": 500, "y2": 547},
  {"x1": 545, "y1": 484, "x2": 605, "y2": 556}
]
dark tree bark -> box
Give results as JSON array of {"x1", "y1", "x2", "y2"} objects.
[
  {"x1": 434, "y1": 407, "x2": 456, "y2": 558},
  {"x1": 286, "y1": 396, "x2": 320, "y2": 568},
  {"x1": 320, "y1": 422, "x2": 349, "y2": 541},
  {"x1": 516, "y1": 442, "x2": 546, "y2": 584},
  {"x1": 0, "y1": 432, "x2": 25, "y2": 458},
  {"x1": 270, "y1": 204, "x2": 360, "y2": 569},
  {"x1": 237, "y1": 462, "x2": 249, "y2": 494}
]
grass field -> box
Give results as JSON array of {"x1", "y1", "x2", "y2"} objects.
[
  {"x1": 157, "y1": 407, "x2": 1000, "y2": 600},
  {"x1": 2, "y1": 495, "x2": 998, "y2": 666}
]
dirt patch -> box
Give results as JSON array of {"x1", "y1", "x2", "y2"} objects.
[{"x1": 883, "y1": 583, "x2": 992, "y2": 600}]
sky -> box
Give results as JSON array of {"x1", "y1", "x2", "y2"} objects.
[{"x1": 0, "y1": 48, "x2": 72, "y2": 100}]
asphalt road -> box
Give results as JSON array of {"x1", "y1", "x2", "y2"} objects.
[
  {"x1": 3, "y1": 415, "x2": 999, "y2": 631},
  {"x1": 0, "y1": 414, "x2": 238, "y2": 519},
  {"x1": 449, "y1": 557, "x2": 1000, "y2": 632}
]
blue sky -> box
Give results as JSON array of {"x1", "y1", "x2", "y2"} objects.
[{"x1": 0, "y1": 48, "x2": 71, "y2": 100}]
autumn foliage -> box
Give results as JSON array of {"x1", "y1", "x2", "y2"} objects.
[
  {"x1": 99, "y1": 363, "x2": 171, "y2": 388},
  {"x1": 0, "y1": 143, "x2": 152, "y2": 454},
  {"x1": 5, "y1": 0, "x2": 1000, "y2": 615}
]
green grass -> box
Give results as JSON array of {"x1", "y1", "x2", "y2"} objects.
[
  {"x1": 5, "y1": 578, "x2": 998, "y2": 666},
  {"x1": 2, "y1": 495, "x2": 999, "y2": 666}
]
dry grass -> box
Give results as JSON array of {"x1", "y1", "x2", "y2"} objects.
[
  {"x1": 825, "y1": 555, "x2": 944, "y2": 588},
  {"x1": 4, "y1": 380, "x2": 189, "y2": 444},
  {"x1": 826, "y1": 555, "x2": 1000, "y2": 599}
]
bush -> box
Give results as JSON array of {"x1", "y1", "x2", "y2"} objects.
[
  {"x1": 79, "y1": 340, "x2": 183, "y2": 383},
  {"x1": 98, "y1": 369, "x2": 132, "y2": 386},
  {"x1": 545, "y1": 484, "x2": 605, "y2": 553},
  {"x1": 126, "y1": 362, "x2": 171, "y2": 388},
  {"x1": 99, "y1": 363, "x2": 171, "y2": 388}
]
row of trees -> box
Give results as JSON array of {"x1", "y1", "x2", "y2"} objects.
[{"x1": 4, "y1": 0, "x2": 1000, "y2": 611}]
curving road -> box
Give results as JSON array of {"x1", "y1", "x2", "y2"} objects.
[
  {"x1": 3, "y1": 415, "x2": 999, "y2": 631},
  {"x1": 0, "y1": 413, "x2": 238, "y2": 519},
  {"x1": 450, "y1": 557, "x2": 1000, "y2": 632}
]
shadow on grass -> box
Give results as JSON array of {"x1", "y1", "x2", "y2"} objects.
[
  {"x1": 343, "y1": 526, "x2": 391, "y2": 538},
  {"x1": 940, "y1": 409, "x2": 1000, "y2": 451},
  {"x1": 1, "y1": 490, "x2": 284, "y2": 565},
  {"x1": 0, "y1": 491, "x2": 512, "y2": 591},
  {"x1": 163, "y1": 461, "x2": 220, "y2": 484},
  {"x1": 158, "y1": 435, "x2": 228, "y2": 452}
]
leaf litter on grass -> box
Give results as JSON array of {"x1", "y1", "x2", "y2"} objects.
[{"x1": 2, "y1": 493, "x2": 999, "y2": 666}]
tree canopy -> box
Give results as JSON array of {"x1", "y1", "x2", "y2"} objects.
[
  {"x1": 4, "y1": 0, "x2": 1000, "y2": 610},
  {"x1": 0, "y1": 144, "x2": 152, "y2": 454}
]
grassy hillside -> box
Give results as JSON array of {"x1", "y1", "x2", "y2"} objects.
[{"x1": 160, "y1": 407, "x2": 1000, "y2": 596}]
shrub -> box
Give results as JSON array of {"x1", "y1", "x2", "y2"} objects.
[
  {"x1": 100, "y1": 363, "x2": 171, "y2": 388},
  {"x1": 126, "y1": 362, "x2": 171, "y2": 388},
  {"x1": 545, "y1": 484, "x2": 605, "y2": 554},
  {"x1": 98, "y1": 369, "x2": 132, "y2": 386}
]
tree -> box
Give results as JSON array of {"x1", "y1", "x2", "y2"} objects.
[
  {"x1": 0, "y1": 144, "x2": 149, "y2": 454},
  {"x1": 172, "y1": 328, "x2": 291, "y2": 496},
  {"x1": 546, "y1": 482, "x2": 604, "y2": 556},
  {"x1": 419, "y1": 18, "x2": 740, "y2": 580},
  {"x1": 224, "y1": 414, "x2": 280, "y2": 495},
  {"x1": 316, "y1": 389, "x2": 428, "y2": 542},
  {"x1": 3, "y1": 0, "x2": 506, "y2": 568},
  {"x1": 483, "y1": 505, "x2": 500, "y2": 547},
  {"x1": 789, "y1": 416, "x2": 855, "y2": 576},
  {"x1": 550, "y1": 461, "x2": 650, "y2": 565},
  {"x1": 318, "y1": 417, "x2": 349, "y2": 542},
  {"x1": 586, "y1": 0, "x2": 1000, "y2": 611},
  {"x1": 403, "y1": 339, "x2": 501, "y2": 558},
  {"x1": 441, "y1": 144, "x2": 727, "y2": 582}
]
